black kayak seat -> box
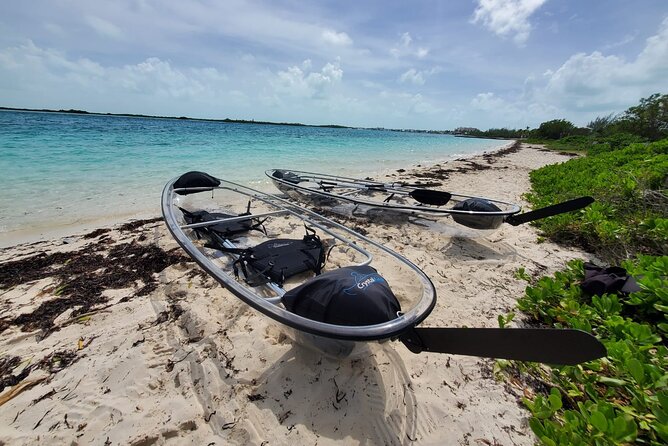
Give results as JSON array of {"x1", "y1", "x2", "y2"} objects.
[
  {"x1": 180, "y1": 207, "x2": 264, "y2": 238},
  {"x1": 240, "y1": 236, "x2": 325, "y2": 286},
  {"x1": 214, "y1": 226, "x2": 326, "y2": 287}
]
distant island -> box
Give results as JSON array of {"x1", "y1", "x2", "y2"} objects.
[
  {"x1": 0, "y1": 106, "x2": 529, "y2": 139},
  {"x1": 0, "y1": 106, "x2": 355, "y2": 129},
  {"x1": 0, "y1": 106, "x2": 475, "y2": 136}
]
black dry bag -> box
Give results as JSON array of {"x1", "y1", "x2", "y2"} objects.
[
  {"x1": 282, "y1": 265, "x2": 401, "y2": 326},
  {"x1": 174, "y1": 171, "x2": 220, "y2": 195},
  {"x1": 272, "y1": 170, "x2": 302, "y2": 184},
  {"x1": 451, "y1": 198, "x2": 504, "y2": 230}
]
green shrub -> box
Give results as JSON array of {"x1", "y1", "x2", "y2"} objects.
[
  {"x1": 526, "y1": 139, "x2": 668, "y2": 262},
  {"x1": 587, "y1": 133, "x2": 648, "y2": 155},
  {"x1": 615, "y1": 93, "x2": 668, "y2": 141},
  {"x1": 505, "y1": 256, "x2": 668, "y2": 446},
  {"x1": 537, "y1": 119, "x2": 577, "y2": 140}
]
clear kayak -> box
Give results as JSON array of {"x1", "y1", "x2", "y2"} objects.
[
  {"x1": 163, "y1": 171, "x2": 605, "y2": 365},
  {"x1": 266, "y1": 168, "x2": 593, "y2": 231}
]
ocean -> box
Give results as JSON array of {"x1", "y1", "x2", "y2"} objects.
[{"x1": 0, "y1": 110, "x2": 508, "y2": 246}]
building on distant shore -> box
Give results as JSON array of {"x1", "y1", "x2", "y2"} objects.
[{"x1": 454, "y1": 127, "x2": 480, "y2": 135}]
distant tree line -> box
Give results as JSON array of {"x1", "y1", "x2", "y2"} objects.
[
  {"x1": 534, "y1": 93, "x2": 667, "y2": 141},
  {"x1": 455, "y1": 93, "x2": 668, "y2": 143},
  {"x1": 453, "y1": 126, "x2": 530, "y2": 139}
]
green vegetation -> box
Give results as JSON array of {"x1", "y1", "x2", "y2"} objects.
[
  {"x1": 530, "y1": 133, "x2": 648, "y2": 155},
  {"x1": 525, "y1": 139, "x2": 667, "y2": 262},
  {"x1": 499, "y1": 93, "x2": 668, "y2": 445},
  {"x1": 457, "y1": 93, "x2": 667, "y2": 144},
  {"x1": 616, "y1": 94, "x2": 668, "y2": 141},
  {"x1": 535, "y1": 119, "x2": 578, "y2": 140},
  {"x1": 454, "y1": 126, "x2": 529, "y2": 139},
  {"x1": 522, "y1": 93, "x2": 668, "y2": 263},
  {"x1": 501, "y1": 257, "x2": 668, "y2": 445}
]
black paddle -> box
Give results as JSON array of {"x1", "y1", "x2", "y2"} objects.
[
  {"x1": 400, "y1": 327, "x2": 606, "y2": 365},
  {"x1": 505, "y1": 196, "x2": 594, "y2": 226},
  {"x1": 410, "y1": 189, "x2": 593, "y2": 226}
]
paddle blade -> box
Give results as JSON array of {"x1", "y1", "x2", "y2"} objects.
[
  {"x1": 505, "y1": 196, "x2": 594, "y2": 226},
  {"x1": 400, "y1": 327, "x2": 606, "y2": 365},
  {"x1": 409, "y1": 189, "x2": 453, "y2": 206}
]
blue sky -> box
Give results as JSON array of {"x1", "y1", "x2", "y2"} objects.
[{"x1": 1, "y1": 0, "x2": 667, "y2": 129}]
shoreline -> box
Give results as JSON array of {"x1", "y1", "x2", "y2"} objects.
[
  {"x1": 0, "y1": 140, "x2": 513, "y2": 250},
  {"x1": 0, "y1": 142, "x2": 590, "y2": 445}
]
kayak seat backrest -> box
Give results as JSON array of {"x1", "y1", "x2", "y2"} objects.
[
  {"x1": 180, "y1": 207, "x2": 265, "y2": 238},
  {"x1": 231, "y1": 230, "x2": 326, "y2": 286},
  {"x1": 282, "y1": 265, "x2": 401, "y2": 326}
]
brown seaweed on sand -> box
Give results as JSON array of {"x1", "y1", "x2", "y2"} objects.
[{"x1": 1, "y1": 226, "x2": 189, "y2": 334}]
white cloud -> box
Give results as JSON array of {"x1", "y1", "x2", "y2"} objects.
[
  {"x1": 375, "y1": 91, "x2": 442, "y2": 118},
  {"x1": 416, "y1": 48, "x2": 429, "y2": 59},
  {"x1": 602, "y1": 33, "x2": 637, "y2": 51},
  {"x1": 538, "y1": 17, "x2": 668, "y2": 111},
  {"x1": 0, "y1": 40, "x2": 105, "y2": 77},
  {"x1": 391, "y1": 32, "x2": 429, "y2": 59},
  {"x1": 466, "y1": 17, "x2": 668, "y2": 127},
  {"x1": 322, "y1": 29, "x2": 353, "y2": 46},
  {"x1": 471, "y1": 0, "x2": 547, "y2": 45},
  {"x1": 470, "y1": 92, "x2": 506, "y2": 110},
  {"x1": 274, "y1": 60, "x2": 343, "y2": 98},
  {"x1": 398, "y1": 67, "x2": 442, "y2": 86},
  {"x1": 322, "y1": 62, "x2": 343, "y2": 81},
  {"x1": 0, "y1": 41, "x2": 229, "y2": 110},
  {"x1": 85, "y1": 15, "x2": 124, "y2": 40},
  {"x1": 399, "y1": 68, "x2": 425, "y2": 85},
  {"x1": 112, "y1": 57, "x2": 228, "y2": 98},
  {"x1": 408, "y1": 93, "x2": 440, "y2": 114}
]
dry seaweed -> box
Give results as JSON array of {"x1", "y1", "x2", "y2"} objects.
[
  {"x1": 410, "y1": 160, "x2": 494, "y2": 180},
  {"x1": 3, "y1": 241, "x2": 188, "y2": 333},
  {"x1": 0, "y1": 356, "x2": 27, "y2": 393},
  {"x1": 481, "y1": 140, "x2": 521, "y2": 161},
  {"x1": 0, "y1": 251, "x2": 79, "y2": 289},
  {"x1": 118, "y1": 217, "x2": 163, "y2": 232},
  {"x1": 82, "y1": 228, "x2": 111, "y2": 239},
  {"x1": 406, "y1": 141, "x2": 522, "y2": 181},
  {"x1": 34, "y1": 350, "x2": 80, "y2": 374}
]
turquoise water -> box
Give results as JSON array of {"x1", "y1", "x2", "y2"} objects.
[{"x1": 0, "y1": 110, "x2": 507, "y2": 243}]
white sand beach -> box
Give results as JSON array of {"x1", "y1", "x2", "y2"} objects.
[{"x1": 0, "y1": 143, "x2": 592, "y2": 445}]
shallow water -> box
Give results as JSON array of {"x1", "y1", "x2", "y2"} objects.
[{"x1": 0, "y1": 110, "x2": 507, "y2": 245}]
